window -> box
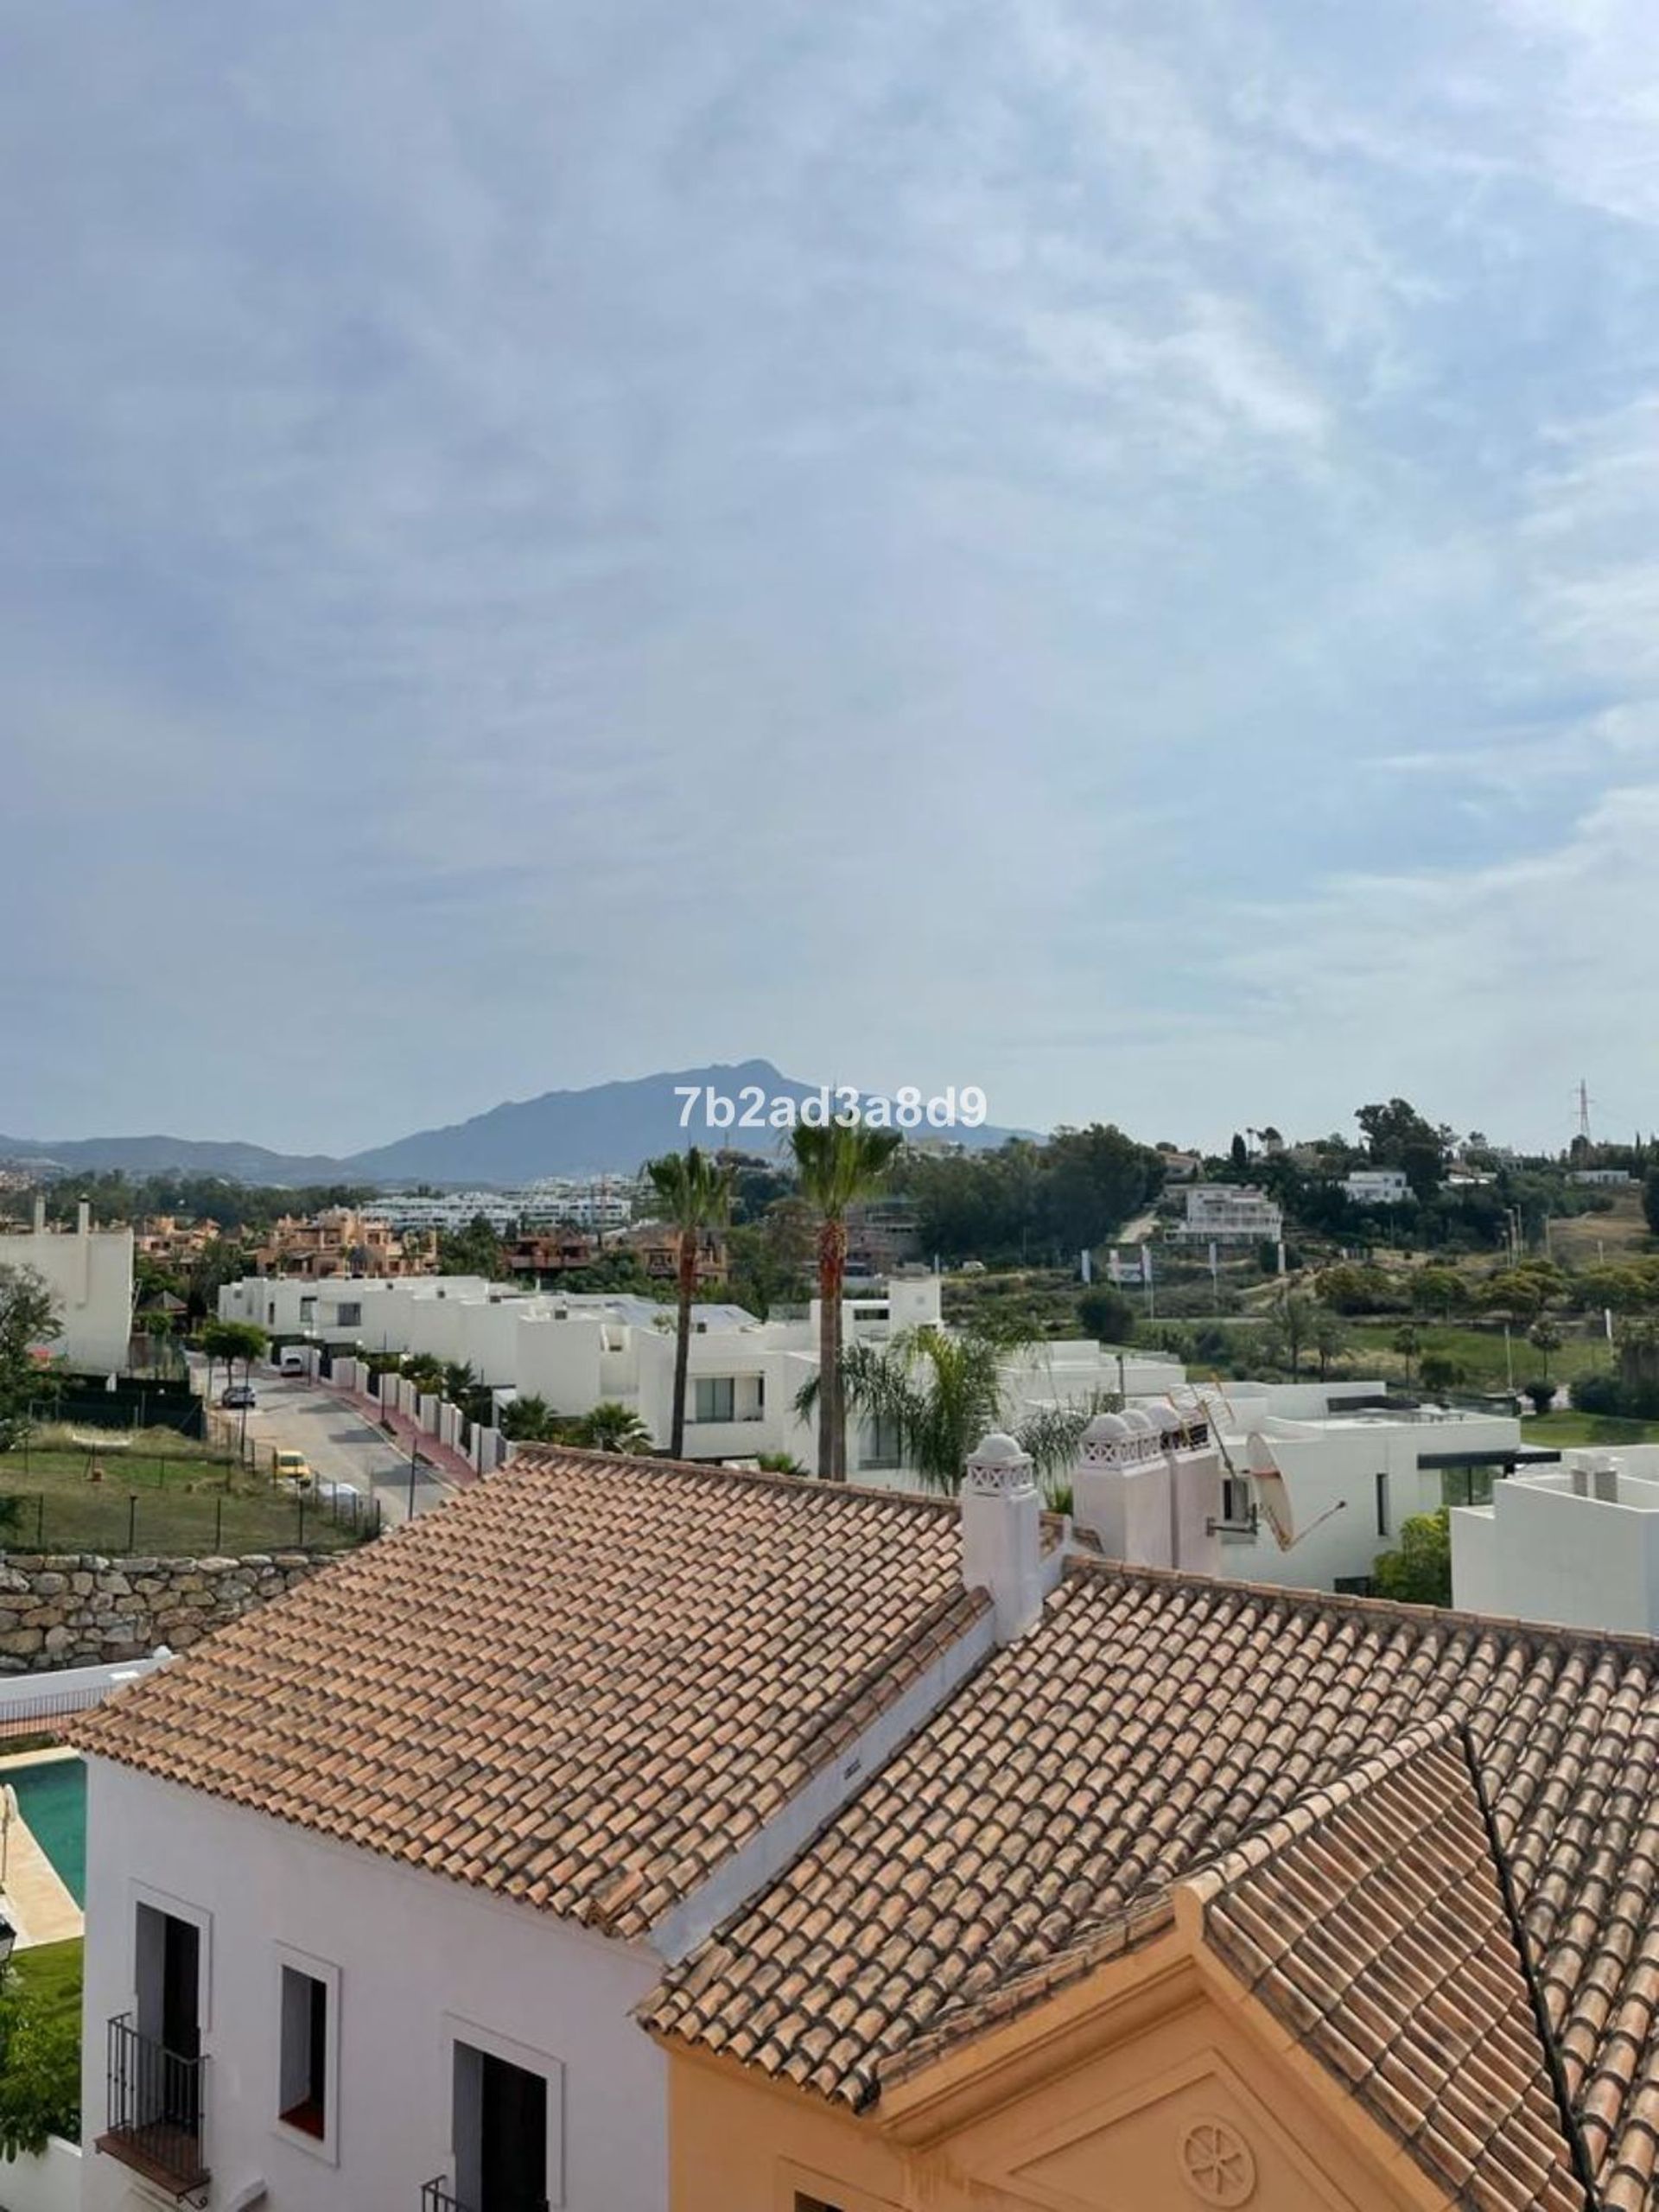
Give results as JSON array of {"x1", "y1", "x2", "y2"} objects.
[
  {"x1": 446, "y1": 2021, "x2": 563, "y2": 2210},
  {"x1": 692, "y1": 1376, "x2": 735, "y2": 1424},
  {"x1": 275, "y1": 1948, "x2": 339, "y2": 2158},
  {"x1": 335, "y1": 1300, "x2": 363, "y2": 1329},
  {"x1": 1375, "y1": 1470, "x2": 1390, "y2": 1537},
  {"x1": 861, "y1": 1414, "x2": 903, "y2": 1471}
]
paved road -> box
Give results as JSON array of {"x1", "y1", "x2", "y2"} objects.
[{"x1": 195, "y1": 1362, "x2": 456, "y2": 1528}]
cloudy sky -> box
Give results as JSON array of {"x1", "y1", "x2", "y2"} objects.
[{"x1": 5, "y1": 0, "x2": 1659, "y2": 1155}]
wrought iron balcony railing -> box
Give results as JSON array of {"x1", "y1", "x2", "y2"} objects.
[
  {"x1": 421, "y1": 2178, "x2": 549, "y2": 2212},
  {"x1": 96, "y1": 2013, "x2": 208, "y2": 2197}
]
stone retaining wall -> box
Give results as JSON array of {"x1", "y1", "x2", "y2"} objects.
[{"x1": 0, "y1": 1551, "x2": 327, "y2": 1672}]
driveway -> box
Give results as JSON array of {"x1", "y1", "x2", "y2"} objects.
[{"x1": 197, "y1": 1362, "x2": 457, "y2": 1527}]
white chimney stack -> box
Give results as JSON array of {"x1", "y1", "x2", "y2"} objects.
[
  {"x1": 1071, "y1": 1404, "x2": 1223, "y2": 1575},
  {"x1": 76, "y1": 1198, "x2": 91, "y2": 1236},
  {"x1": 960, "y1": 1432, "x2": 1044, "y2": 1643},
  {"x1": 32, "y1": 1197, "x2": 45, "y2": 1232}
]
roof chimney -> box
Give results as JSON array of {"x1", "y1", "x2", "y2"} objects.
[
  {"x1": 31, "y1": 1197, "x2": 45, "y2": 1232},
  {"x1": 76, "y1": 1198, "x2": 91, "y2": 1236},
  {"x1": 960, "y1": 1433, "x2": 1043, "y2": 1643}
]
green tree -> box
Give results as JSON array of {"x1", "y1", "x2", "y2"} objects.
[
  {"x1": 1522, "y1": 1378, "x2": 1556, "y2": 1416},
  {"x1": 790, "y1": 1123, "x2": 905, "y2": 1479},
  {"x1": 574, "y1": 1402, "x2": 652, "y2": 1453},
  {"x1": 644, "y1": 1147, "x2": 737, "y2": 1457},
  {"x1": 1419, "y1": 1350, "x2": 1465, "y2": 1395},
  {"x1": 0, "y1": 1264, "x2": 60, "y2": 1452},
  {"x1": 1391, "y1": 1321, "x2": 1421, "y2": 1386},
  {"x1": 200, "y1": 1318, "x2": 267, "y2": 1400},
  {"x1": 1644, "y1": 1165, "x2": 1659, "y2": 1237},
  {"x1": 798, "y1": 1325, "x2": 1014, "y2": 1493},
  {"x1": 1373, "y1": 1508, "x2": 1452, "y2": 1606},
  {"x1": 1311, "y1": 1306, "x2": 1350, "y2": 1380},
  {"x1": 436, "y1": 1213, "x2": 508, "y2": 1279},
  {"x1": 1356, "y1": 1100, "x2": 1448, "y2": 1199},
  {"x1": 499, "y1": 1394, "x2": 564, "y2": 1443},
  {"x1": 1260, "y1": 1289, "x2": 1317, "y2": 1379},
  {"x1": 1077, "y1": 1286, "x2": 1137, "y2": 1344},
  {"x1": 0, "y1": 1969, "x2": 79, "y2": 2157},
  {"x1": 1411, "y1": 1268, "x2": 1468, "y2": 1322},
  {"x1": 1527, "y1": 1318, "x2": 1563, "y2": 1379}
]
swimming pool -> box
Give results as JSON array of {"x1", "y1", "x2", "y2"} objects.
[{"x1": 5, "y1": 1757, "x2": 86, "y2": 1907}]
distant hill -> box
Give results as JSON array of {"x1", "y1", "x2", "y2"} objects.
[{"x1": 0, "y1": 1060, "x2": 1032, "y2": 1186}]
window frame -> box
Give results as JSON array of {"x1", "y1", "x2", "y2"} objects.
[
  {"x1": 271, "y1": 1942, "x2": 341, "y2": 2164},
  {"x1": 439, "y1": 2012, "x2": 565, "y2": 2210}
]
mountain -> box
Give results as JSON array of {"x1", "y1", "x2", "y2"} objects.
[
  {"x1": 0, "y1": 1132, "x2": 345, "y2": 1181},
  {"x1": 0, "y1": 1061, "x2": 1033, "y2": 1186}
]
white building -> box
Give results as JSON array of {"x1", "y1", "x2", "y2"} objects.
[
  {"x1": 1171, "y1": 1183, "x2": 1284, "y2": 1243},
  {"x1": 1184, "y1": 1380, "x2": 1529, "y2": 1594},
  {"x1": 1451, "y1": 1448, "x2": 1659, "y2": 1634},
  {"x1": 361, "y1": 1181, "x2": 640, "y2": 1234},
  {"x1": 1571, "y1": 1168, "x2": 1635, "y2": 1187},
  {"x1": 219, "y1": 1270, "x2": 1184, "y2": 1484},
  {"x1": 0, "y1": 1199, "x2": 133, "y2": 1375},
  {"x1": 1341, "y1": 1168, "x2": 1411, "y2": 1206},
  {"x1": 73, "y1": 1446, "x2": 1052, "y2": 2212}
]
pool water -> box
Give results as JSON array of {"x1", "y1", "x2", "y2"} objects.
[{"x1": 6, "y1": 1758, "x2": 86, "y2": 1907}]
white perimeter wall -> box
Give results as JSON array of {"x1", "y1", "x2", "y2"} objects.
[
  {"x1": 0, "y1": 2138, "x2": 81, "y2": 2212},
  {"x1": 81, "y1": 1759, "x2": 669, "y2": 2212}
]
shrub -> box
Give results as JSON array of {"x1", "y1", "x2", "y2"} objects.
[
  {"x1": 1571, "y1": 1373, "x2": 1630, "y2": 1418},
  {"x1": 1077, "y1": 1287, "x2": 1137, "y2": 1344},
  {"x1": 1522, "y1": 1378, "x2": 1555, "y2": 1416}
]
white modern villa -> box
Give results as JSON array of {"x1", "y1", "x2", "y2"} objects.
[{"x1": 1452, "y1": 1445, "x2": 1659, "y2": 1635}]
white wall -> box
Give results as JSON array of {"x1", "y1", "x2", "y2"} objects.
[
  {"x1": 0, "y1": 2137, "x2": 81, "y2": 2212},
  {"x1": 1452, "y1": 1466, "x2": 1659, "y2": 1635},
  {"x1": 1216, "y1": 1411, "x2": 1522, "y2": 1592},
  {"x1": 1, "y1": 1224, "x2": 133, "y2": 1375},
  {"x1": 81, "y1": 1759, "x2": 669, "y2": 2212}
]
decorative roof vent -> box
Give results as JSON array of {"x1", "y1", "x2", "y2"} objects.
[{"x1": 963, "y1": 1433, "x2": 1036, "y2": 1497}]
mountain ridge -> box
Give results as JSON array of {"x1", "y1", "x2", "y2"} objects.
[{"x1": 0, "y1": 1060, "x2": 1032, "y2": 1185}]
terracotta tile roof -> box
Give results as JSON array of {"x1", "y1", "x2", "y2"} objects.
[
  {"x1": 642, "y1": 1557, "x2": 1658, "y2": 2209},
  {"x1": 1193, "y1": 1718, "x2": 1586, "y2": 2212},
  {"x1": 71, "y1": 1449, "x2": 985, "y2": 1940}
]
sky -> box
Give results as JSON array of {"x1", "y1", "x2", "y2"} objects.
[{"x1": 5, "y1": 0, "x2": 1659, "y2": 1157}]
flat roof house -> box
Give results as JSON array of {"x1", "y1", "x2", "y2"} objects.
[{"x1": 73, "y1": 1423, "x2": 1659, "y2": 2212}]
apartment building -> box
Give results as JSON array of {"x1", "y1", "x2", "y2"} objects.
[
  {"x1": 71, "y1": 1431, "x2": 1657, "y2": 2212},
  {"x1": 249, "y1": 1208, "x2": 436, "y2": 1281},
  {"x1": 134, "y1": 1214, "x2": 222, "y2": 1266},
  {"x1": 1, "y1": 1198, "x2": 134, "y2": 1373},
  {"x1": 1171, "y1": 1182, "x2": 1284, "y2": 1243}
]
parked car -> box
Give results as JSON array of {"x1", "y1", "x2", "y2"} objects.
[
  {"x1": 278, "y1": 1349, "x2": 310, "y2": 1377},
  {"x1": 220, "y1": 1384, "x2": 257, "y2": 1409},
  {"x1": 273, "y1": 1449, "x2": 313, "y2": 1489}
]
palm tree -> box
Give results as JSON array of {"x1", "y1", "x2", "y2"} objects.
[
  {"x1": 644, "y1": 1147, "x2": 736, "y2": 1457},
  {"x1": 576, "y1": 1401, "x2": 652, "y2": 1454},
  {"x1": 797, "y1": 1325, "x2": 1007, "y2": 1492},
  {"x1": 790, "y1": 1123, "x2": 905, "y2": 1478}
]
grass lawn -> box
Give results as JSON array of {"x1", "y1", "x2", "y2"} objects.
[
  {"x1": 1345, "y1": 1322, "x2": 1615, "y2": 1394},
  {"x1": 11, "y1": 1938, "x2": 81, "y2": 2038},
  {"x1": 0, "y1": 1448, "x2": 365, "y2": 1555},
  {"x1": 1522, "y1": 1411, "x2": 1659, "y2": 1447}
]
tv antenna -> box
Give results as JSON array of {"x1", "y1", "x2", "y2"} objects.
[{"x1": 1576, "y1": 1078, "x2": 1594, "y2": 1147}]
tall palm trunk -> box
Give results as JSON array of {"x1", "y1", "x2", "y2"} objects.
[
  {"x1": 669, "y1": 1233, "x2": 696, "y2": 1457},
  {"x1": 817, "y1": 1217, "x2": 846, "y2": 1479}
]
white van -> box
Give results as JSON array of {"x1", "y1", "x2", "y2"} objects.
[{"x1": 278, "y1": 1347, "x2": 312, "y2": 1378}]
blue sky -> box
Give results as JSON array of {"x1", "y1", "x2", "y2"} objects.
[{"x1": 5, "y1": 0, "x2": 1659, "y2": 1154}]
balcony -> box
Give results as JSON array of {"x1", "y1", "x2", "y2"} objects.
[
  {"x1": 97, "y1": 2015, "x2": 208, "y2": 2198},
  {"x1": 422, "y1": 2181, "x2": 549, "y2": 2212}
]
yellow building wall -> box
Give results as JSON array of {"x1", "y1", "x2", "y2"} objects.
[{"x1": 668, "y1": 1945, "x2": 1443, "y2": 2212}]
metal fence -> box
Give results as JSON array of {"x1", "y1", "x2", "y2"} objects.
[{"x1": 0, "y1": 1478, "x2": 380, "y2": 1556}]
